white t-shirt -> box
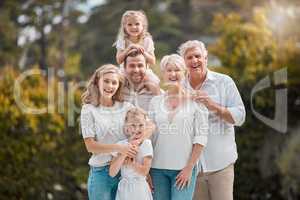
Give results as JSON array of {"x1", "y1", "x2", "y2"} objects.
[
  {"x1": 80, "y1": 101, "x2": 134, "y2": 167},
  {"x1": 112, "y1": 139, "x2": 153, "y2": 178}
]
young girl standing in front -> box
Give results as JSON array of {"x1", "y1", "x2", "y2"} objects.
[
  {"x1": 114, "y1": 10, "x2": 160, "y2": 84},
  {"x1": 109, "y1": 107, "x2": 153, "y2": 200}
]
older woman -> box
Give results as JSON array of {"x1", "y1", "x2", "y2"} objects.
[
  {"x1": 148, "y1": 54, "x2": 209, "y2": 200},
  {"x1": 80, "y1": 64, "x2": 138, "y2": 200}
]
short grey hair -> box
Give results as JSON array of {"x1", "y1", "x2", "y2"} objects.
[
  {"x1": 177, "y1": 40, "x2": 208, "y2": 58},
  {"x1": 160, "y1": 54, "x2": 186, "y2": 72}
]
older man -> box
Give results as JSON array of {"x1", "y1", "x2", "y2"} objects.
[
  {"x1": 178, "y1": 40, "x2": 246, "y2": 200},
  {"x1": 122, "y1": 50, "x2": 161, "y2": 112}
]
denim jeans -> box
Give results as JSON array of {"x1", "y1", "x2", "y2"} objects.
[
  {"x1": 88, "y1": 165, "x2": 120, "y2": 200},
  {"x1": 150, "y1": 168, "x2": 197, "y2": 200}
]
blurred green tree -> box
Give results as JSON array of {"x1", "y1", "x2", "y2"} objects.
[{"x1": 0, "y1": 66, "x2": 88, "y2": 199}]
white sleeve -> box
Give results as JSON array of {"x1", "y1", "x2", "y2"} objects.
[
  {"x1": 116, "y1": 39, "x2": 125, "y2": 50},
  {"x1": 193, "y1": 103, "x2": 209, "y2": 146},
  {"x1": 224, "y1": 78, "x2": 246, "y2": 126},
  {"x1": 140, "y1": 139, "x2": 153, "y2": 158},
  {"x1": 144, "y1": 36, "x2": 155, "y2": 53},
  {"x1": 80, "y1": 105, "x2": 96, "y2": 138}
]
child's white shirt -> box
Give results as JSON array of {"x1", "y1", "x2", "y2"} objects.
[
  {"x1": 116, "y1": 36, "x2": 155, "y2": 53},
  {"x1": 112, "y1": 139, "x2": 153, "y2": 200}
]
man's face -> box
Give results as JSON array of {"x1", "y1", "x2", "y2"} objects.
[
  {"x1": 184, "y1": 47, "x2": 207, "y2": 76},
  {"x1": 124, "y1": 55, "x2": 147, "y2": 84}
]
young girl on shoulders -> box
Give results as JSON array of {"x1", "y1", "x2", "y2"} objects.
[
  {"x1": 114, "y1": 10, "x2": 160, "y2": 84},
  {"x1": 109, "y1": 107, "x2": 153, "y2": 200}
]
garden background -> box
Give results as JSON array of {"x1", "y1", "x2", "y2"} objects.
[{"x1": 0, "y1": 0, "x2": 299, "y2": 199}]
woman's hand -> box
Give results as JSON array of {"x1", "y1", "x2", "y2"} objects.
[
  {"x1": 118, "y1": 144, "x2": 138, "y2": 158},
  {"x1": 175, "y1": 165, "x2": 193, "y2": 190}
]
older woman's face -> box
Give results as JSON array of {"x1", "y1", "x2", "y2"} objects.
[
  {"x1": 98, "y1": 72, "x2": 120, "y2": 99},
  {"x1": 163, "y1": 63, "x2": 185, "y2": 84}
]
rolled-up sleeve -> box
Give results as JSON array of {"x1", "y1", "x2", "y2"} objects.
[
  {"x1": 193, "y1": 104, "x2": 209, "y2": 146},
  {"x1": 80, "y1": 105, "x2": 96, "y2": 138},
  {"x1": 225, "y1": 79, "x2": 246, "y2": 126}
]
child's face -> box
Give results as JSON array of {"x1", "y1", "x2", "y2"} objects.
[
  {"x1": 124, "y1": 16, "x2": 144, "y2": 38},
  {"x1": 125, "y1": 115, "x2": 146, "y2": 140}
]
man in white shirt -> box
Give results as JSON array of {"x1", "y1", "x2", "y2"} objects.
[
  {"x1": 178, "y1": 40, "x2": 246, "y2": 200},
  {"x1": 122, "y1": 50, "x2": 161, "y2": 112}
]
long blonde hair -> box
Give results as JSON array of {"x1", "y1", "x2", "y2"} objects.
[
  {"x1": 81, "y1": 64, "x2": 124, "y2": 106},
  {"x1": 114, "y1": 10, "x2": 151, "y2": 47}
]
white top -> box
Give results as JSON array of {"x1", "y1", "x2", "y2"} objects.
[
  {"x1": 116, "y1": 36, "x2": 155, "y2": 53},
  {"x1": 113, "y1": 139, "x2": 153, "y2": 179},
  {"x1": 148, "y1": 95, "x2": 209, "y2": 170},
  {"x1": 80, "y1": 102, "x2": 134, "y2": 167},
  {"x1": 181, "y1": 70, "x2": 246, "y2": 172}
]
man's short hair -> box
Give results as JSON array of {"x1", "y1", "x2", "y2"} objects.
[
  {"x1": 124, "y1": 50, "x2": 147, "y2": 67},
  {"x1": 177, "y1": 40, "x2": 208, "y2": 58}
]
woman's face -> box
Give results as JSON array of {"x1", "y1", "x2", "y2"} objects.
[
  {"x1": 98, "y1": 72, "x2": 120, "y2": 99},
  {"x1": 163, "y1": 63, "x2": 185, "y2": 84}
]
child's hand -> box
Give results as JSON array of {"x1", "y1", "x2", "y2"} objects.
[{"x1": 128, "y1": 44, "x2": 145, "y2": 54}]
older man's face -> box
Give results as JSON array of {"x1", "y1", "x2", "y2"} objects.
[
  {"x1": 124, "y1": 54, "x2": 147, "y2": 84},
  {"x1": 184, "y1": 47, "x2": 207, "y2": 76}
]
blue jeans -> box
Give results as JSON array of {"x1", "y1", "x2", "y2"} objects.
[
  {"x1": 150, "y1": 168, "x2": 197, "y2": 200},
  {"x1": 88, "y1": 165, "x2": 120, "y2": 200}
]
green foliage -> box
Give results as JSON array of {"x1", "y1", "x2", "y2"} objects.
[
  {"x1": 211, "y1": 7, "x2": 300, "y2": 200},
  {"x1": 277, "y1": 128, "x2": 300, "y2": 199},
  {"x1": 0, "y1": 67, "x2": 88, "y2": 199}
]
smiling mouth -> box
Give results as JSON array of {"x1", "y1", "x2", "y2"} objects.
[
  {"x1": 132, "y1": 74, "x2": 141, "y2": 79},
  {"x1": 104, "y1": 89, "x2": 114, "y2": 94},
  {"x1": 191, "y1": 64, "x2": 201, "y2": 68},
  {"x1": 169, "y1": 78, "x2": 178, "y2": 82}
]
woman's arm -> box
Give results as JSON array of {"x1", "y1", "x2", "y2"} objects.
[
  {"x1": 84, "y1": 138, "x2": 138, "y2": 157},
  {"x1": 109, "y1": 153, "x2": 127, "y2": 177}
]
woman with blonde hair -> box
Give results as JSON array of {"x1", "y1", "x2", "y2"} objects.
[
  {"x1": 148, "y1": 54, "x2": 209, "y2": 200},
  {"x1": 80, "y1": 64, "x2": 137, "y2": 200}
]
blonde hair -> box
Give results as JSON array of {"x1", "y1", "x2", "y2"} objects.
[
  {"x1": 124, "y1": 107, "x2": 147, "y2": 137},
  {"x1": 177, "y1": 40, "x2": 208, "y2": 58},
  {"x1": 160, "y1": 54, "x2": 186, "y2": 71},
  {"x1": 81, "y1": 64, "x2": 124, "y2": 106},
  {"x1": 114, "y1": 10, "x2": 151, "y2": 47},
  {"x1": 125, "y1": 107, "x2": 147, "y2": 122}
]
